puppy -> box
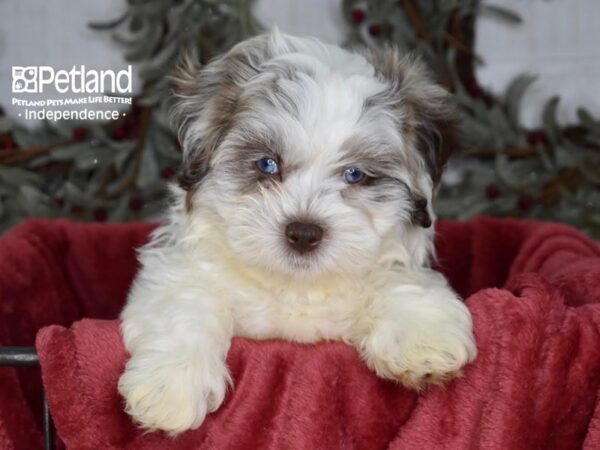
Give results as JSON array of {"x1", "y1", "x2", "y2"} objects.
[{"x1": 118, "y1": 30, "x2": 476, "y2": 435}]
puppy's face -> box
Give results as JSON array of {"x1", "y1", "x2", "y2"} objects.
[{"x1": 173, "y1": 32, "x2": 455, "y2": 278}]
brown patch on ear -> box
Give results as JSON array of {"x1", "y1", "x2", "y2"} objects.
[
  {"x1": 177, "y1": 156, "x2": 205, "y2": 193},
  {"x1": 411, "y1": 197, "x2": 432, "y2": 228},
  {"x1": 413, "y1": 114, "x2": 458, "y2": 186},
  {"x1": 171, "y1": 52, "x2": 212, "y2": 192},
  {"x1": 171, "y1": 33, "x2": 276, "y2": 193},
  {"x1": 185, "y1": 191, "x2": 194, "y2": 213},
  {"x1": 176, "y1": 82, "x2": 243, "y2": 192},
  {"x1": 363, "y1": 46, "x2": 405, "y2": 86},
  {"x1": 172, "y1": 52, "x2": 203, "y2": 97},
  {"x1": 363, "y1": 48, "x2": 458, "y2": 187},
  {"x1": 171, "y1": 54, "x2": 248, "y2": 192}
]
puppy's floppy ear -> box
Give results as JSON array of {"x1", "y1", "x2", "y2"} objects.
[
  {"x1": 411, "y1": 197, "x2": 432, "y2": 228},
  {"x1": 170, "y1": 32, "x2": 282, "y2": 192},
  {"x1": 170, "y1": 51, "x2": 232, "y2": 192},
  {"x1": 401, "y1": 56, "x2": 458, "y2": 188},
  {"x1": 364, "y1": 48, "x2": 458, "y2": 187},
  {"x1": 363, "y1": 48, "x2": 457, "y2": 228}
]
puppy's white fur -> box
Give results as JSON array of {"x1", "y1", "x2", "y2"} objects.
[{"x1": 119, "y1": 31, "x2": 476, "y2": 434}]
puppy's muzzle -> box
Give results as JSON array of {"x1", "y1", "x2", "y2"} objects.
[{"x1": 285, "y1": 222, "x2": 323, "y2": 254}]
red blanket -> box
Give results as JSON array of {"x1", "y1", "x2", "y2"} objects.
[{"x1": 1, "y1": 218, "x2": 599, "y2": 449}]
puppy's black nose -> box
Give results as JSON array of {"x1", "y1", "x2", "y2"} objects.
[{"x1": 285, "y1": 222, "x2": 323, "y2": 253}]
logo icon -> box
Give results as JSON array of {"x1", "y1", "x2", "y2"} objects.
[{"x1": 12, "y1": 67, "x2": 38, "y2": 93}]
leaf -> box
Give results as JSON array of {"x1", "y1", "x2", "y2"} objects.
[
  {"x1": 137, "y1": 141, "x2": 160, "y2": 190},
  {"x1": 12, "y1": 128, "x2": 44, "y2": 148},
  {"x1": 461, "y1": 116, "x2": 496, "y2": 149},
  {"x1": 88, "y1": 13, "x2": 128, "y2": 30},
  {"x1": 139, "y1": 40, "x2": 180, "y2": 81},
  {"x1": 494, "y1": 153, "x2": 535, "y2": 189},
  {"x1": 112, "y1": 15, "x2": 151, "y2": 47},
  {"x1": 112, "y1": 144, "x2": 136, "y2": 172},
  {"x1": 19, "y1": 185, "x2": 55, "y2": 216},
  {"x1": 580, "y1": 163, "x2": 600, "y2": 183},
  {"x1": 534, "y1": 143, "x2": 555, "y2": 172},
  {"x1": 138, "y1": 81, "x2": 169, "y2": 107},
  {"x1": 49, "y1": 143, "x2": 88, "y2": 162},
  {"x1": 554, "y1": 145, "x2": 580, "y2": 168},
  {"x1": 480, "y1": 4, "x2": 522, "y2": 24},
  {"x1": 456, "y1": 198, "x2": 493, "y2": 220},
  {"x1": 151, "y1": 128, "x2": 181, "y2": 160},
  {"x1": 504, "y1": 74, "x2": 537, "y2": 129},
  {"x1": 62, "y1": 182, "x2": 100, "y2": 207},
  {"x1": 487, "y1": 106, "x2": 519, "y2": 146},
  {"x1": 577, "y1": 107, "x2": 600, "y2": 137},
  {"x1": 577, "y1": 107, "x2": 598, "y2": 124},
  {"x1": 74, "y1": 147, "x2": 112, "y2": 171},
  {"x1": 108, "y1": 195, "x2": 131, "y2": 222},
  {"x1": 122, "y1": 20, "x2": 164, "y2": 62},
  {"x1": 100, "y1": 138, "x2": 136, "y2": 153},
  {"x1": 542, "y1": 96, "x2": 561, "y2": 145},
  {"x1": 0, "y1": 166, "x2": 44, "y2": 188},
  {"x1": 0, "y1": 116, "x2": 15, "y2": 134},
  {"x1": 583, "y1": 133, "x2": 600, "y2": 147},
  {"x1": 26, "y1": 154, "x2": 52, "y2": 169}
]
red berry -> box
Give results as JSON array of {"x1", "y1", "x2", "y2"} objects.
[
  {"x1": 2, "y1": 139, "x2": 16, "y2": 150},
  {"x1": 486, "y1": 185, "x2": 500, "y2": 199},
  {"x1": 351, "y1": 8, "x2": 366, "y2": 24},
  {"x1": 112, "y1": 126, "x2": 127, "y2": 140},
  {"x1": 72, "y1": 127, "x2": 88, "y2": 141},
  {"x1": 54, "y1": 197, "x2": 64, "y2": 208},
  {"x1": 466, "y1": 81, "x2": 483, "y2": 98},
  {"x1": 126, "y1": 127, "x2": 138, "y2": 140},
  {"x1": 70, "y1": 205, "x2": 85, "y2": 215},
  {"x1": 518, "y1": 195, "x2": 534, "y2": 211},
  {"x1": 161, "y1": 167, "x2": 176, "y2": 179},
  {"x1": 125, "y1": 115, "x2": 138, "y2": 128},
  {"x1": 129, "y1": 196, "x2": 144, "y2": 212},
  {"x1": 527, "y1": 131, "x2": 548, "y2": 146},
  {"x1": 94, "y1": 208, "x2": 108, "y2": 222},
  {"x1": 368, "y1": 23, "x2": 382, "y2": 37},
  {"x1": 131, "y1": 100, "x2": 141, "y2": 116}
]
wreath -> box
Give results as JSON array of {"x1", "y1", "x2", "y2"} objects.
[{"x1": 0, "y1": 0, "x2": 598, "y2": 238}]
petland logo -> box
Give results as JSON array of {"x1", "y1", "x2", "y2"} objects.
[
  {"x1": 11, "y1": 65, "x2": 133, "y2": 121},
  {"x1": 12, "y1": 65, "x2": 132, "y2": 94}
]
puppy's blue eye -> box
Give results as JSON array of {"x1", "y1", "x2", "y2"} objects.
[
  {"x1": 344, "y1": 167, "x2": 366, "y2": 184},
  {"x1": 256, "y1": 157, "x2": 279, "y2": 175}
]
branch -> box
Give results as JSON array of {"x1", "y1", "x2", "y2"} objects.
[
  {"x1": 442, "y1": 31, "x2": 480, "y2": 61},
  {"x1": 465, "y1": 145, "x2": 539, "y2": 159},
  {"x1": 536, "y1": 167, "x2": 595, "y2": 204},
  {"x1": 400, "y1": 0, "x2": 431, "y2": 43},
  {"x1": 103, "y1": 107, "x2": 152, "y2": 200},
  {"x1": 0, "y1": 139, "x2": 74, "y2": 165}
]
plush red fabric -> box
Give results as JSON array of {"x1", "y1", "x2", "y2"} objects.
[
  {"x1": 0, "y1": 218, "x2": 598, "y2": 449},
  {"x1": 0, "y1": 220, "x2": 154, "y2": 450}
]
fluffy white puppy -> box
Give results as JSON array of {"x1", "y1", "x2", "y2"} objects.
[{"x1": 118, "y1": 30, "x2": 476, "y2": 435}]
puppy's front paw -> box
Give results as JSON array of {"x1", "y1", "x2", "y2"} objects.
[
  {"x1": 118, "y1": 353, "x2": 230, "y2": 435},
  {"x1": 360, "y1": 315, "x2": 476, "y2": 390}
]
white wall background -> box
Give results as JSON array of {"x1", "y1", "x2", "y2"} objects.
[{"x1": 0, "y1": 0, "x2": 599, "y2": 127}]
